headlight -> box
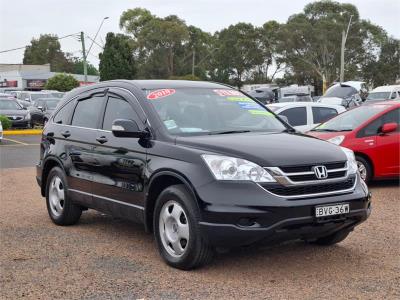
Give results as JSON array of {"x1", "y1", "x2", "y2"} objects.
[
  {"x1": 327, "y1": 135, "x2": 345, "y2": 145},
  {"x1": 341, "y1": 147, "x2": 357, "y2": 174},
  {"x1": 201, "y1": 154, "x2": 276, "y2": 183}
]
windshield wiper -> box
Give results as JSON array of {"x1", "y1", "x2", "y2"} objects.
[{"x1": 208, "y1": 130, "x2": 252, "y2": 135}]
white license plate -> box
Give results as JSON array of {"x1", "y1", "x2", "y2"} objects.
[{"x1": 315, "y1": 203, "x2": 350, "y2": 217}]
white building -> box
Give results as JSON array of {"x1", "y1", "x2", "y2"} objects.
[{"x1": 0, "y1": 64, "x2": 99, "y2": 90}]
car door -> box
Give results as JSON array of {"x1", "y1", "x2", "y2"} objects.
[
  {"x1": 53, "y1": 90, "x2": 107, "y2": 206},
  {"x1": 356, "y1": 108, "x2": 400, "y2": 177},
  {"x1": 375, "y1": 108, "x2": 400, "y2": 176},
  {"x1": 90, "y1": 89, "x2": 147, "y2": 221},
  {"x1": 278, "y1": 106, "x2": 308, "y2": 132}
]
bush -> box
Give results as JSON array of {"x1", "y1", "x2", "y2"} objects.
[
  {"x1": 44, "y1": 73, "x2": 80, "y2": 92},
  {"x1": 0, "y1": 115, "x2": 12, "y2": 130}
]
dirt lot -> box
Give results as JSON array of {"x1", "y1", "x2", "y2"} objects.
[{"x1": 0, "y1": 167, "x2": 399, "y2": 299}]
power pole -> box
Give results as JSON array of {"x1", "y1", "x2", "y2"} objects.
[
  {"x1": 80, "y1": 31, "x2": 88, "y2": 83},
  {"x1": 192, "y1": 48, "x2": 195, "y2": 77},
  {"x1": 340, "y1": 15, "x2": 353, "y2": 83}
]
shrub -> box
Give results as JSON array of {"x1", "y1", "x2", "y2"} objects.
[
  {"x1": 0, "y1": 115, "x2": 12, "y2": 130},
  {"x1": 44, "y1": 73, "x2": 80, "y2": 92}
]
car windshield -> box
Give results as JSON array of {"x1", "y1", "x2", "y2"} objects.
[
  {"x1": 279, "y1": 97, "x2": 295, "y2": 102},
  {"x1": 51, "y1": 92, "x2": 65, "y2": 98},
  {"x1": 312, "y1": 105, "x2": 388, "y2": 132},
  {"x1": 0, "y1": 100, "x2": 22, "y2": 110},
  {"x1": 366, "y1": 92, "x2": 391, "y2": 101},
  {"x1": 45, "y1": 99, "x2": 60, "y2": 109},
  {"x1": 31, "y1": 93, "x2": 51, "y2": 100},
  {"x1": 324, "y1": 85, "x2": 357, "y2": 98},
  {"x1": 146, "y1": 88, "x2": 286, "y2": 136}
]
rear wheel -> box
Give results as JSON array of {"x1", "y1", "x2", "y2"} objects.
[
  {"x1": 356, "y1": 156, "x2": 372, "y2": 182},
  {"x1": 154, "y1": 184, "x2": 214, "y2": 270},
  {"x1": 45, "y1": 167, "x2": 82, "y2": 225}
]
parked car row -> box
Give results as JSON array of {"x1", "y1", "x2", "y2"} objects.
[{"x1": 0, "y1": 90, "x2": 63, "y2": 128}]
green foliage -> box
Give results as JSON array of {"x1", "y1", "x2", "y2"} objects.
[
  {"x1": 23, "y1": 34, "x2": 74, "y2": 72},
  {"x1": 71, "y1": 58, "x2": 99, "y2": 76},
  {"x1": 0, "y1": 115, "x2": 12, "y2": 130},
  {"x1": 169, "y1": 74, "x2": 201, "y2": 81},
  {"x1": 99, "y1": 33, "x2": 136, "y2": 81},
  {"x1": 44, "y1": 73, "x2": 79, "y2": 92}
]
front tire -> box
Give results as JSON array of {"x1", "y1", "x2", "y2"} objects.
[
  {"x1": 45, "y1": 167, "x2": 82, "y2": 225},
  {"x1": 356, "y1": 156, "x2": 372, "y2": 182},
  {"x1": 153, "y1": 185, "x2": 214, "y2": 270}
]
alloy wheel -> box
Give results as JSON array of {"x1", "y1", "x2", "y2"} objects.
[
  {"x1": 48, "y1": 176, "x2": 65, "y2": 217},
  {"x1": 357, "y1": 161, "x2": 367, "y2": 181},
  {"x1": 159, "y1": 200, "x2": 190, "y2": 258}
]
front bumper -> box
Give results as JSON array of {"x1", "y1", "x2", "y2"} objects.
[
  {"x1": 10, "y1": 119, "x2": 30, "y2": 128},
  {"x1": 196, "y1": 175, "x2": 371, "y2": 247}
]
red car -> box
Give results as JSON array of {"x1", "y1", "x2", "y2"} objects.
[{"x1": 308, "y1": 101, "x2": 399, "y2": 182}]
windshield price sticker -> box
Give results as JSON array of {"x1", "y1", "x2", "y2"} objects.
[
  {"x1": 213, "y1": 89, "x2": 242, "y2": 97},
  {"x1": 237, "y1": 102, "x2": 262, "y2": 109},
  {"x1": 147, "y1": 89, "x2": 176, "y2": 100},
  {"x1": 226, "y1": 96, "x2": 253, "y2": 102}
]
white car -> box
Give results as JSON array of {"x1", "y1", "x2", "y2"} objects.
[
  {"x1": 365, "y1": 85, "x2": 400, "y2": 102},
  {"x1": 267, "y1": 102, "x2": 346, "y2": 132}
]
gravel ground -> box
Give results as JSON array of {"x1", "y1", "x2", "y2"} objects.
[{"x1": 0, "y1": 167, "x2": 399, "y2": 299}]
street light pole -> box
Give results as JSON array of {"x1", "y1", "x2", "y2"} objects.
[
  {"x1": 86, "y1": 17, "x2": 109, "y2": 58},
  {"x1": 340, "y1": 15, "x2": 353, "y2": 83}
]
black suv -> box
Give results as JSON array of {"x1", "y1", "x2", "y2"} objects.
[{"x1": 36, "y1": 80, "x2": 371, "y2": 269}]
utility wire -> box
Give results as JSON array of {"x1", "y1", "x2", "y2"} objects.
[{"x1": 0, "y1": 32, "x2": 81, "y2": 54}]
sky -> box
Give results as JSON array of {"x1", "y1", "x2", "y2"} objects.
[{"x1": 0, "y1": 0, "x2": 399, "y2": 68}]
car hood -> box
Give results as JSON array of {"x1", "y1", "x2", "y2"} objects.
[
  {"x1": 0, "y1": 109, "x2": 27, "y2": 116},
  {"x1": 176, "y1": 132, "x2": 347, "y2": 167}
]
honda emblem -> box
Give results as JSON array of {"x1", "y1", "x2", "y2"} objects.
[{"x1": 313, "y1": 165, "x2": 328, "y2": 179}]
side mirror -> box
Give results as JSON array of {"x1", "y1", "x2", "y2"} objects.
[
  {"x1": 380, "y1": 122, "x2": 397, "y2": 134},
  {"x1": 111, "y1": 119, "x2": 148, "y2": 138},
  {"x1": 37, "y1": 106, "x2": 44, "y2": 111}
]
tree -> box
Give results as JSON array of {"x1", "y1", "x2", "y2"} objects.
[
  {"x1": 71, "y1": 58, "x2": 99, "y2": 76},
  {"x1": 278, "y1": 1, "x2": 386, "y2": 89},
  {"x1": 44, "y1": 73, "x2": 79, "y2": 92},
  {"x1": 23, "y1": 34, "x2": 73, "y2": 72},
  {"x1": 211, "y1": 23, "x2": 264, "y2": 87},
  {"x1": 98, "y1": 32, "x2": 136, "y2": 81}
]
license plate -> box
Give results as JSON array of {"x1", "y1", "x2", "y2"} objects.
[{"x1": 315, "y1": 203, "x2": 349, "y2": 217}]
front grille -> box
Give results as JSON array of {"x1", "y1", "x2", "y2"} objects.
[
  {"x1": 280, "y1": 161, "x2": 346, "y2": 173},
  {"x1": 263, "y1": 176, "x2": 356, "y2": 198},
  {"x1": 288, "y1": 170, "x2": 347, "y2": 182}
]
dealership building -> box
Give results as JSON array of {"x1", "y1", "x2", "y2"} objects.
[{"x1": 0, "y1": 64, "x2": 99, "y2": 90}]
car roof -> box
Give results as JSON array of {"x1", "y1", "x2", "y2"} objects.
[
  {"x1": 371, "y1": 85, "x2": 400, "y2": 92},
  {"x1": 126, "y1": 80, "x2": 231, "y2": 90},
  {"x1": 269, "y1": 102, "x2": 342, "y2": 108}
]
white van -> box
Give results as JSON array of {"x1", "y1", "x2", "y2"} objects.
[{"x1": 365, "y1": 85, "x2": 400, "y2": 102}]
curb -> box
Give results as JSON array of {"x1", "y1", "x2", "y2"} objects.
[{"x1": 3, "y1": 129, "x2": 43, "y2": 135}]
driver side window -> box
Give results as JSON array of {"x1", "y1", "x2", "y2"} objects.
[
  {"x1": 357, "y1": 108, "x2": 400, "y2": 137},
  {"x1": 102, "y1": 96, "x2": 141, "y2": 131}
]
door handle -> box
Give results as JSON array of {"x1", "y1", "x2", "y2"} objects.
[
  {"x1": 61, "y1": 130, "x2": 71, "y2": 138},
  {"x1": 96, "y1": 136, "x2": 108, "y2": 144}
]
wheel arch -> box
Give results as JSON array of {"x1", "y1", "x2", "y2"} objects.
[
  {"x1": 354, "y1": 152, "x2": 374, "y2": 179},
  {"x1": 145, "y1": 170, "x2": 199, "y2": 233},
  {"x1": 40, "y1": 156, "x2": 66, "y2": 197}
]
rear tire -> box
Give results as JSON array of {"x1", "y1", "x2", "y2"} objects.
[
  {"x1": 153, "y1": 184, "x2": 214, "y2": 270},
  {"x1": 356, "y1": 155, "x2": 372, "y2": 183},
  {"x1": 45, "y1": 166, "x2": 82, "y2": 225},
  {"x1": 313, "y1": 229, "x2": 350, "y2": 246}
]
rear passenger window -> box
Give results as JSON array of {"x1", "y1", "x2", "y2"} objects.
[
  {"x1": 53, "y1": 100, "x2": 75, "y2": 124},
  {"x1": 102, "y1": 96, "x2": 140, "y2": 130},
  {"x1": 312, "y1": 107, "x2": 338, "y2": 124},
  {"x1": 279, "y1": 107, "x2": 307, "y2": 126},
  {"x1": 71, "y1": 96, "x2": 105, "y2": 128}
]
